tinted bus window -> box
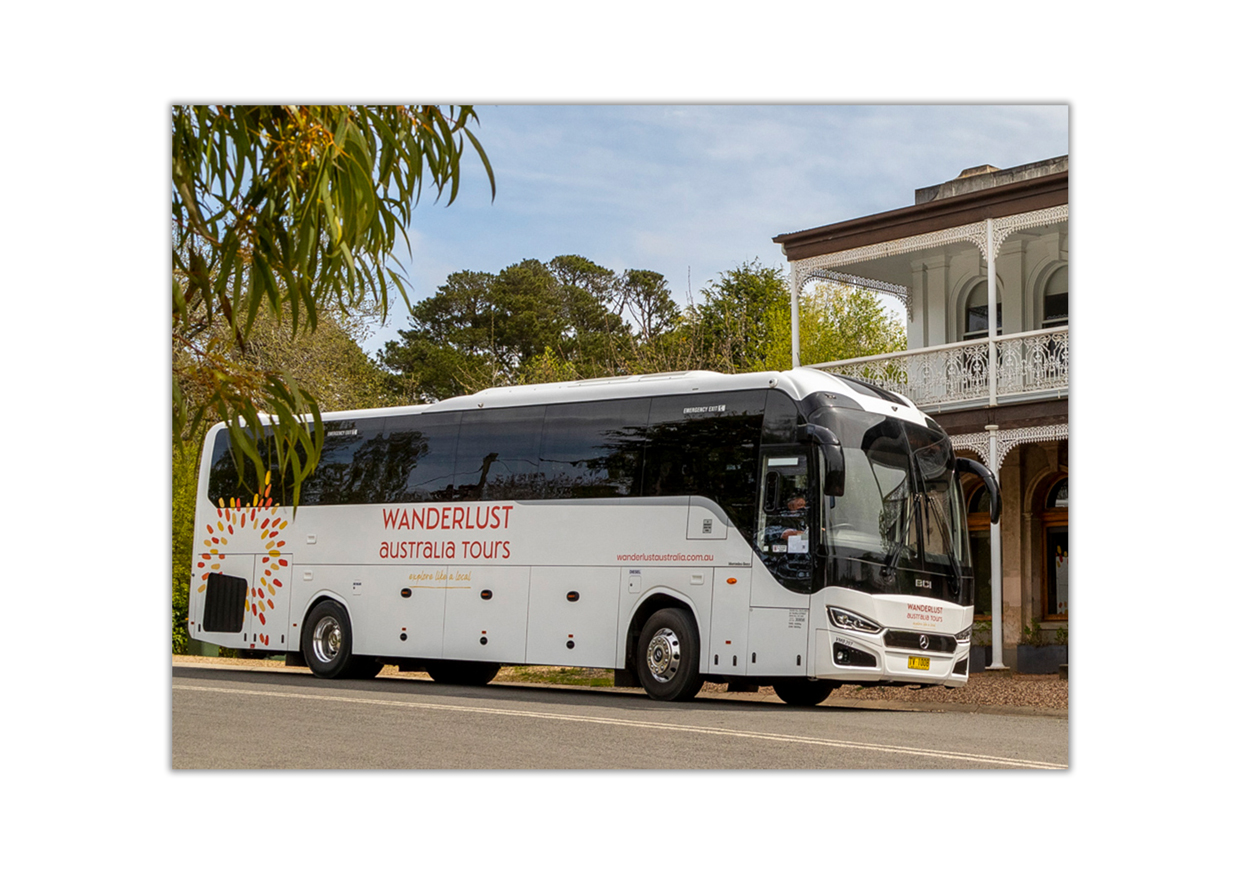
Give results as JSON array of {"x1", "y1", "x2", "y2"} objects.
[
  {"x1": 206, "y1": 430, "x2": 246, "y2": 506},
  {"x1": 299, "y1": 418, "x2": 388, "y2": 505},
  {"x1": 644, "y1": 391, "x2": 766, "y2": 541},
  {"x1": 206, "y1": 428, "x2": 293, "y2": 506},
  {"x1": 455, "y1": 406, "x2": 547, "y2": 501},
  {"x1": 539, "y1": 399, "x2": 650, "y2": 499},
  {"x1": 762, "y1": 389, "x2": 800, "y2": 444},
  {"x1": 385, "y1": 412, "x2": 462, "y2": 502}
]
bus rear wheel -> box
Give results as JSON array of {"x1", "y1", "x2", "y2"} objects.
[
  {"x1": 637, "y1": 608, "x2": 703, "y2": 702},
  {"x1": 426, "y1": 660, "x2": 500, "y2": 686},
  {"x1": 301, "y1": 601, "x2": 376, "y2": 680},
  {"x1": 772, "y1": 679, "x2": 835, "y2": 707}
]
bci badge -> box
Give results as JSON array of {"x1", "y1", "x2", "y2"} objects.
[{"x1": 915, "y1": 578, "x2": 932, "y2": 589}]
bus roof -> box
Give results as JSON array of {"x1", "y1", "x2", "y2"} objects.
[
  {"x1": 211, "y1": 368, "x2": 929, "y2": 435},
  {"x1": 324, "y1": 368, "x2": 919, "y2": 421}
]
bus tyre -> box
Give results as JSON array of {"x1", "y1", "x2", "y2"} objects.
[
  {"x1": 302, "y1": 600, "x2": 363, "y2": 680},
  {"x1": 426, "y1": 660, "x2": 500, "y2": 686},
  {"x1": 772, "y1": 679, "x2": 835, "y2": 707},
  {"x1": 637, "y1": 608, "x2": 703, "y2": 702}
]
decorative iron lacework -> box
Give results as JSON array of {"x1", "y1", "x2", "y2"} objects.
[
  {"x1": 813, "y1": 327, "x2": 1068, "y2": 409},
  {"x1": 797, "y1": 269, "x2": 910, "y2": 315},
  {"x1": 991, "y1": 204, "x2": 1070, "y2": 249},
  {"x1": 948, "y1": 423, "x2": 1069, "y2": 471},
  {"x1": 788, "y1": 205, "x2": 1069, "y2": 290}
]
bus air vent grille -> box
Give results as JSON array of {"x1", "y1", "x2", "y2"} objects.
[{"x1": 203, "y1": 572, "x2": 247, "y2": 633}]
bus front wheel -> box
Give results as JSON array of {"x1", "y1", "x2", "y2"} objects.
[
  {"x1": 637, "y1": 608, "x2": 703, "y2": 702},
  {"x1": 301, "y1": 601, "x2": 378, "y2": 679}
]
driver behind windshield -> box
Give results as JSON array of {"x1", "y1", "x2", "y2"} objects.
[{"x1": 765, "y1": 491, "x2": 808, "y2": 546}]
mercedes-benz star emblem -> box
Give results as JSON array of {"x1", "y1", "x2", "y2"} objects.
[{"x1": 918, "y1": 634, "x2": 930, "y2": 650}]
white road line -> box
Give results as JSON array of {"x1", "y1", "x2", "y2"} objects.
[{"x1": 173, "y1": 683, "x2": 1064, "y2": 769}]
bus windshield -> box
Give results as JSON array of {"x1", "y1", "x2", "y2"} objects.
[{"x1": 812, "y1": 405, "x2": 971, "y2": 601}]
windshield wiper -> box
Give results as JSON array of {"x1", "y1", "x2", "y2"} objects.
[
  {"x1": 881, "y1": 492, "x2": 912, "y2": 578},
  {"x1": 923, "y1": 491, "x2": 963, "y2": 598},
  {"x1": 943, "y1": 537, "x2": 962, "y2": 598},
  {"x1": 882, "y1": 542, "x2": 904, "y2": 578}
]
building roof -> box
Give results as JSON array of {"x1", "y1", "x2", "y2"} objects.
[
  {"x1": 773, "y1": 158, "x2": 1068, "y2": 263},
  {"x1": 914, "y1": 156, "x2": 1068, "y2": 204}
]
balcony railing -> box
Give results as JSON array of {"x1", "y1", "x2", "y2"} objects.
[{"x1": 809, "y1": 327, "x2": 1068, "y2": 410}]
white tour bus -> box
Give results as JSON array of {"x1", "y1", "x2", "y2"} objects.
[{"x1": 188, "y1": 368, "x2": 1000, "y2": 705}]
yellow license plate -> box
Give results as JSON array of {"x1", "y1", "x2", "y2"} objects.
[{"x1": 908, "y1": 656, "x2": 930, "y2": 671}]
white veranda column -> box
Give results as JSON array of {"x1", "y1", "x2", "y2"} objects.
[
  {"x1": 986, "y1": 425, "x2": 1005, "y2": 670},
  {"x1": 791, "y1": 271, "x2": 801, "y2": 368},
  {"x1": 984, "y1": 222, "x2": 1005, "y2": 670}
]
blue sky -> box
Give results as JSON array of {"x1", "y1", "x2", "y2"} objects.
[{"x1": 369, "y1": 104, "x2": 1070, "y2": 354}]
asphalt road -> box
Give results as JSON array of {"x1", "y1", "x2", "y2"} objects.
[{"x1": 172, "y1": 665, "x2": 1068, "y2": 769}]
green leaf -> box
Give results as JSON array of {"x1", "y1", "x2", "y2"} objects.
[
  {"x1": 173, "y1": 104, "x2": 494, "y2": 505},
  {"x1": 461, "y1": 125, "x2": 496, "y2": 200}
]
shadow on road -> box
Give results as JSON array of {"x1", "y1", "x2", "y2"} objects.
[{"x1": 171, "y1": 665, "x2": 893, "y2": 715}]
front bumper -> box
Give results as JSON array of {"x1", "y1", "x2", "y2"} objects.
[{"x1": 814, "y1": 628, "x2": 969, "y2": 687}]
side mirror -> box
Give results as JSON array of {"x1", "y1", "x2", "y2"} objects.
[
  {"x1": 799, "y1": 423, "x2": 845, "y2": 497},
  {"x1": 955, "y1": 457, "x2": 1002, "y2": 524}
]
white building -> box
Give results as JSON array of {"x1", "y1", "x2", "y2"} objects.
[{"x1": 774, "y1": 157, "x2": 1069, "y2": 667}]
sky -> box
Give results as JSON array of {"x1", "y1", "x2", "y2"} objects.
[{"x1": 367, "y1": 104, "x2": 1070, "y2": 354}]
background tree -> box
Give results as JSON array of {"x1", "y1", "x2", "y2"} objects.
[
  {"x1": 616, "y1": 269, "x2": 679, "y2": 343},
  {"x1": 378, "y1": 269, "x2": 509, "y2": 401},
  {"x1": 381, "y1": 254, "x2": 638, "y2": 400},
  {"x1": 546, "y1": 255, "x2": 630, "y2": 376},
  {"x1": 172, "y1": 105, "x2": 493, "y2": 502},
  {"x1": 758, "y1": 280, "x2": 907, "y2": 369},
  {"x1": 687, "y1": 260, "x2": 790, "y2": 373},
  {"x1": 378, "y1": 256, "x2": 908, "y2": 404}
]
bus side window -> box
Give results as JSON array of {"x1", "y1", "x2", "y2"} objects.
[
  {"x1": 207, "y1": 427, "x2": 286, "y2": 506},
  {"x1": 757, "y1": 452, "x2": 814, "y2": 590},
  {"x1": 762, "y1": 388, "x2": 799, "y2": 444},
  {"x1": 299, "y1": 418, "x2": 387, "y2": 506},
  {"x1": 387, "y1": 412, "x2": 462, "y2": 502},
  {"x1": 539, "y1": 399, "x2": 649, "y2": 499},
  {"x1": 456, "y1": 406, "x2": 546, "y2": 501},
  {"x1": 644, "y1": 391, "x2": 765, "y2": 542}
]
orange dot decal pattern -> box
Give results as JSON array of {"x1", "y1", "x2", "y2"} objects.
[{"x1": 204, "y1": 472, "x2": 287, "y2": 630}]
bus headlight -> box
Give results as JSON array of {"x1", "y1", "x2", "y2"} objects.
[
  {"x1": 828, "y1": 607, "x2": 882, "y2": 635},
  {"x1": 955, "y1": 627, "x2": 972, "y2": 643}
]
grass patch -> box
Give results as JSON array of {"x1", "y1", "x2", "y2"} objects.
[{"x1": 500, "y1": 665, "x2": 614, "y2": 687}]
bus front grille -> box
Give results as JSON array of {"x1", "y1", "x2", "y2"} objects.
[{"x1": 883, "y1": 630, "x2": 957, "y2": 654}]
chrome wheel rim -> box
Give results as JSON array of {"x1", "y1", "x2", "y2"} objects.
[
  {"x1": 645, "y1": 627, "x2": 681, "y2": 684},
  {"x1": 312, "y1": 616, "x2": 342, "y2": 664}
]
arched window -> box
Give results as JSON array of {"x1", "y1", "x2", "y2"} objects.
[
  {"x1": 967, "y1": 482, "x2": 993, "y2": 618},
  {"x1": 1042, "y1": 266, "x2": 1068, "y2": 329},
  {"x1": 1043, "y1": 477, "x2": 1068, "y2": 619},
  {"x1": 963, "y1": 281, "x2": 1002, "y2": 341}
]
